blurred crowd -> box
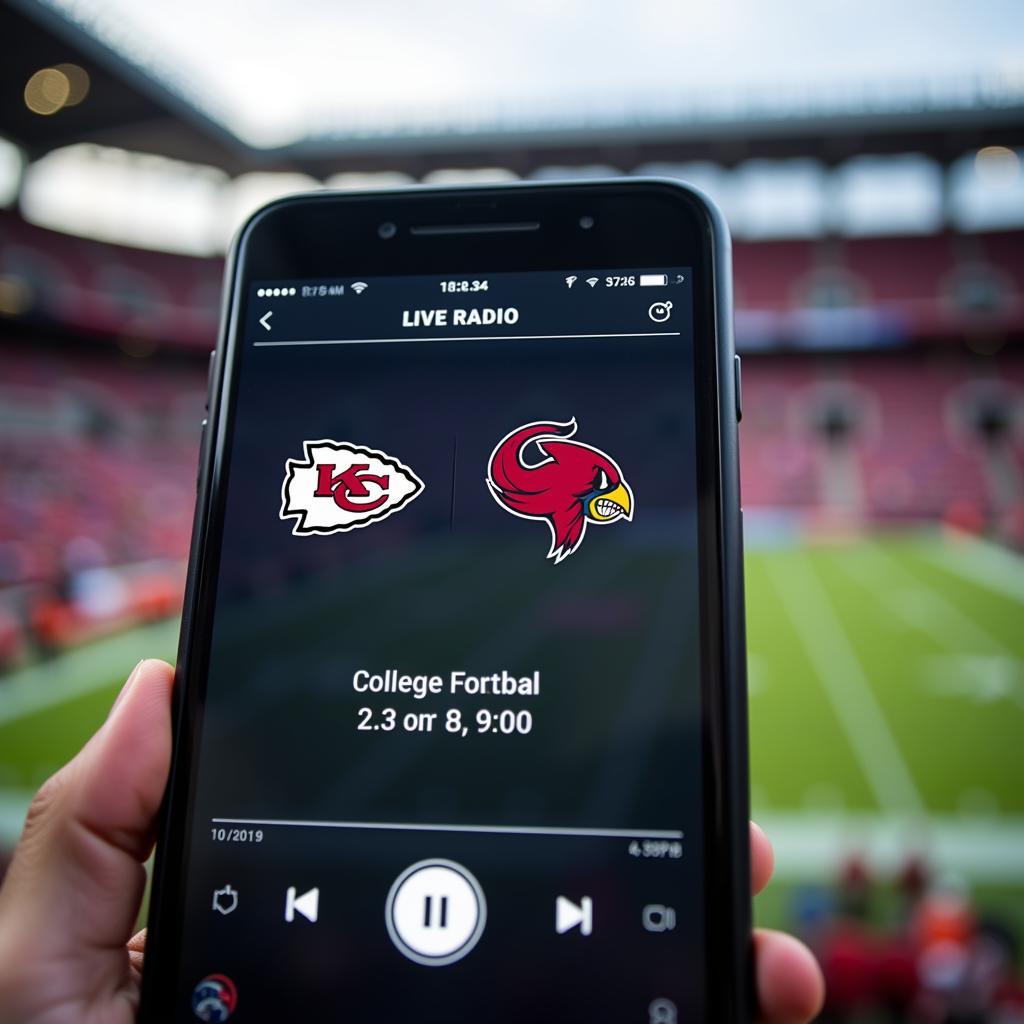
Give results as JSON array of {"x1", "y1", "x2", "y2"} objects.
[
  {"x1": 802, "y1": 858, "x2": 1024, "y2": 1022},
  {"x1": 0, "y1": 343, "x2": 196, "y2": 667}
]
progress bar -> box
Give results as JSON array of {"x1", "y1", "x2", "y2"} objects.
[
  {"x1": 254, "y1": 331, "x2": 681, "y2": 348},
  {"x1": 212, "y1": 817, "x2": 684, "y2": 840}
]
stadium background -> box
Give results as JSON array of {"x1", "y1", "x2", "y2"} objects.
[{"x1": 0, "y1": 0, "x2": 1022, "y2": 1018}]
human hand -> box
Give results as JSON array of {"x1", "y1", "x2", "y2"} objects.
[
  {"x1": 0, "y1": 659, "x2": 173, "y2": 1023},
  {"x1": 0, "y1": 658, "x2": 823, "y2": 1022},
  {"x1": 750, "y1": 821, "x2": 825, "y2": 1022}
]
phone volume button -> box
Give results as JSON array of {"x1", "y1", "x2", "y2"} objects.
[
  {"x1": 733, "y1": 355, "x2": 743, "y2": 422},
  {"x1": 196, "y1": 418, "x2": 207, "y2": 487}
]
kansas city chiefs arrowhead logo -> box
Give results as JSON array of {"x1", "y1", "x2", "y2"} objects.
[
  {"x1": 280, "y1": 439, "x2": 424, "y2": 536},
  {"x1": 487, "y1": 418, "x2": 634, "y2": 563}
]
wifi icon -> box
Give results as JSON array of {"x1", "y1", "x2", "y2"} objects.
[
  {"x1": 350, "y1": 282, "x2": 368, "y2": 295},
  {"x1": 586, "y1": 277, "x2": 599, "y2": 288}
]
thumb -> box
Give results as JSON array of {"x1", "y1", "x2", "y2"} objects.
[{"x1": 0, "y1": 659, "x2": 174, "y2": 1021}]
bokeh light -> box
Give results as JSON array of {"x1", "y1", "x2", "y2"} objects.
[{"x1": 24, "y1": 67, "x2": 71, "y2": 116}]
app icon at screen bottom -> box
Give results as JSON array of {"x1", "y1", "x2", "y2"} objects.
[{"x1": 191, "y1": 974, "x2": 238, "y2": 1021}]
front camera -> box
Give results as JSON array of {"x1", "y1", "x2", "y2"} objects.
[
  {"x1": 579, "y1": 215, "x2": 595, "y2": 230},
  {"x1": 378, "y1": 221, "x2": 397, "y2": 240}
]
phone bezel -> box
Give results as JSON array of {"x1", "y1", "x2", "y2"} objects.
[{"x1": 139, "y1": 179, "x2": 751, "y2": 1021}]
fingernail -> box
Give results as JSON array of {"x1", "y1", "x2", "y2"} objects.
[{"x1": 109, "y1": 660, "x2": 145, "y2": 719}]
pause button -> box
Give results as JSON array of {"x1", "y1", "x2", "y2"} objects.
[{"x1": 385, "y1": 859, "x2": 486, "y2": 966}]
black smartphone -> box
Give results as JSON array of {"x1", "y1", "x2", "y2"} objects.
[{"x1": 140, "y1": 179, "x2": 751, "y2": 1023}]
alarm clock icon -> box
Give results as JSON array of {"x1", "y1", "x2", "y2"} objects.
[{"x1": 648, "y1": 300, "x2": 673, "y2": 323}]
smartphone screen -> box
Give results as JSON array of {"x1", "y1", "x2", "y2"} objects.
[{"x1": 145, "y1": 185, "x2": 748, "y2": 1024}]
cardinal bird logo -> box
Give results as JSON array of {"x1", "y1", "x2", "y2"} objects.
[{"x1": 487, "y1": 418, "x2": 634, "y2": 563}]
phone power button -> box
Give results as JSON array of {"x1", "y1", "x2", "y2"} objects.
[{"x1": 205, "y1": 350, "x2": 215, "y2": 410}]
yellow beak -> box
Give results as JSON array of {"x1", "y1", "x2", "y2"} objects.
[{"x1": 588, "y1": 482, "x2": 633, "y2": 523}]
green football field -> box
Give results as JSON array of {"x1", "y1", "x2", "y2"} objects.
[
  {"x1": 0, "y1": 527, "x2": 1021, "y2": 933},
  {"x1": 744, "y1": 528, "x2": 1024, "y2": 934}
]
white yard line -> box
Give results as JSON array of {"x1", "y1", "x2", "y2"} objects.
[
  {"x1": 834, "y1": 542, "x2": 1024, "y2": 713},
  {"x1": 0, "y1": 619, "x2": 179, "y2": 728},
  {"x1": 758, "y1": 810, "x2": 1024, "y2": 883},
  {"x1": 920, "y1": 532, "x2": 1024, "y2": 605},
  {"x1": 0, "y1": 670, "x2": 119, "y2": 728},
  {"x1": 837, "y1": 542, "x2": 1012, "y2": 656},
  {"x1": 765, "y1": 554, "x2": 925, "y2": 817}
]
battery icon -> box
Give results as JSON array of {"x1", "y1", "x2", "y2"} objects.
[{"x1": 640, "y1": 274, "x2": 668, "y2": 287}]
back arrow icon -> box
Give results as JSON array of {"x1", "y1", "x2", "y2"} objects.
[{"x1": 259, "y1": 311, "x2": 273, "y2": 331}]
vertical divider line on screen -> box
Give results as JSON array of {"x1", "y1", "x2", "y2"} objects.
[{"x1": 450, "y1": 432, "x2": 458, "y2": 531}]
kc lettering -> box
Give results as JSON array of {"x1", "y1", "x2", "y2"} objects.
[{"x1": 315, "y1": 463, "x2": 390, "y2": 512}]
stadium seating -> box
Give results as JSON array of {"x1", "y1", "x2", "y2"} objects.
[
  {"x1": 3, "y1": 210, "x2": 1023, "y2": 350},
  {"x1": 740, "y1": 354, "x2": 1024, "y2": 524},
  {"x1": 0, "y1": 344, "x2": 200, "y2": 657},
  {"x1": 0, "y1": 210, "x2": 221, "y2": 349},
  {"x1": 1, "y1": 207, "x2": 1022, "y2": 662},
  {"x1": 0, "y1": 345, "x2": 201, "y2": 584}
]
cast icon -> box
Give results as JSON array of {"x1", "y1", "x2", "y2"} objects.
[
  {"x1": 642, "y1": 904, "x2": 677, "y2": 932},
  {"x1": 280, "y1": 440, "x2": 424, "y2": 536},
  {"x1": 487, "y1": 419, "x2": 633, "y2": 562}
]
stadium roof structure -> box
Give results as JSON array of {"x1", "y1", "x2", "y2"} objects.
[
  {"x1": 1, "y1": 0, "x2": 246, "y2": 170},
  {"x1": 4, "y1": 0, "x2": 1024, "y2": 177}
]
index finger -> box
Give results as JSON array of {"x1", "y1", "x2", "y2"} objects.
[{"x1": 751, "y1": 821, "x2": 774, "y2": 895}]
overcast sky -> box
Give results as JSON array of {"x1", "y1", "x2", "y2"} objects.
[{"x1": 42, "y1": 0, "x2": 1024, "y2": 147}]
